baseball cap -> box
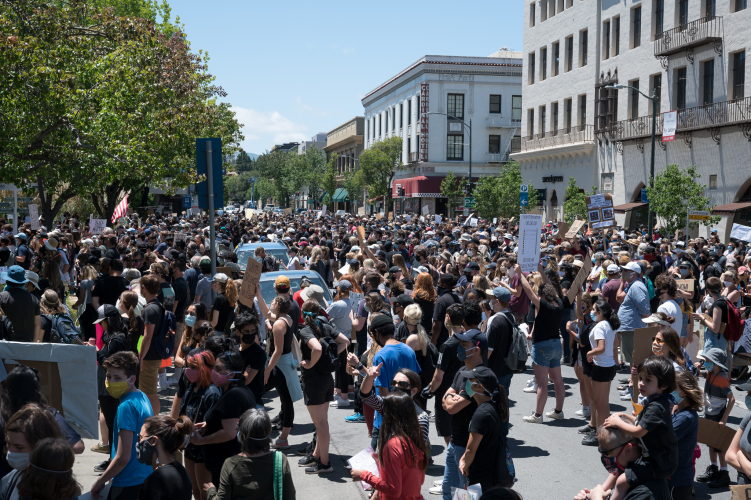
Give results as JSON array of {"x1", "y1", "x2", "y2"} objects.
[
  {"x1": 335, "y1": 279, "x2": 352, "y2": 291},
  {"x1": 454, "y1": 329, "x2": 488, "y2": 352},
  {"x1": 213, "y1": 273, "x2": 229, "y2": 284},
  {"x1": 606, "y1": 264, "x2": 620, "y2": 274},
  {"x1": 459, "y1": 366, "x2": 499, "y2": 394},
  {"x1": 492, "y1": 286, "x2": 511, "y2": 302},
  {"x1": 620, "y1": 261, "x2": 642, "y2": 274},
  {"x1": 393, "y1": 294, "x2": 414, "y2": 308},
  {"x1": 93, "y1": 304, "x2": 120, "y2": 325},
  {"x1": 466, "y1": 262, "x2": 481, "y2": 271},
  {"x1": 274, "y1": 275, "x2": 291, "y2": 290}
]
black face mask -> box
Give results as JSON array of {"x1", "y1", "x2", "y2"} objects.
[
  {"x1": 136, "y1": 438, "x2": 156, "y2": 465},
  {"x1": 241, "y1": 333, "x2": 256, "y2": 344}
]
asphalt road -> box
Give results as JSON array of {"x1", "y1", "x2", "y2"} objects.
[{"x1": 72, "y1": 363, "x2": 749, "y2": 500}]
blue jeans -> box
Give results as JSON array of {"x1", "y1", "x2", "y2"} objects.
[
  {"x1": 442, "y1": 442, "x2": 467, "y2": 500},
  {"x1": 498, "y1": 374, "x2": 512, "y2": 438}
]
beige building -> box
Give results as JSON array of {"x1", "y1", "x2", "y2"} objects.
[{"x1": 323, "y1": 117, "x2": 365, "y2": 212}]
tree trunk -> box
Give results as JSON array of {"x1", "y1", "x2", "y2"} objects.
[{"x1": 37, "y1": 176, "x2": 74, "y2": 229}]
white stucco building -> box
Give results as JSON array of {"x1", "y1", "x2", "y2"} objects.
[
  {"x1": 513, "y1": 0, "x2": 751, "y2": 241},
  {"x1": 361, "y1": 49, "x2": 523, "y2": 216}
]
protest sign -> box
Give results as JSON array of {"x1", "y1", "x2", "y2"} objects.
[
  {"x1": 518, "y1": 214, "x2": 543, "y2": 272},
  {"x1": 28, "y1": 204, "x2": 39, "y2": 230},
  {"x1": 553, "y1": 220, "x2": 569, "y2": 239},
  {"x1": 565, "y1": 220, "x2": 586, "y2": 239},
  {"x1": 90, "y1": 219, "x2": 107, "y2": 235},
  {"x1": 585, "y1": 193, "x2": 615, "y2": 229},
  {"x1": 632, "y1": 326, "x2": 660, "y2": 366},
  {"x1": 238, "y1": 258, "x2": 262, "y2": 308},
  {"x1": 245, "y1": 209, "x2": 253, "y2": 219},
  {"x1": 422, "y1": 204, "x2": 429, "y2": 216},
  {"x1": 216, "y1": 266, "x2": 232, "y2": 276},
  {"x1": 358, "y1": 207, "x2": 366, "y2": 216},
  {"x1": 319, "y1": 205, "x2": 327, "y2": 219},
  {"x1": 566, "y1": 257, "x2": 593, "y2": 303},
  {"x1": 463, "y1": 213, "x2": 475, "y2": 226},
  {"x1": 357, "y1": 226, "x2": 366, "y2": 247},
  {"x1": 388, "y1": 212, "x2": 393, "y2": 220},
  {"x1": 348, "y1": 447, "x2": 380, "y2": 491},
  {"x1": 731, "y1": 224, "x2": 751, "y2": 243},
  {"x1": 698, "y1": 417, "x2": 736, "y2": 453},
  {"x1": 375, "y1": 212, "x2": 383, "y2": 220},
  {"x1": 435, "y1": 214, "x2": 442, "y2": 225},
  {"x1": 349, "y1": 292, "x2": 364, "y2": 315},
  {"x1": 283, "y1": 208, "x2": 292, "y2": 215},
  {"x1": 470, "y1": 218, "x2": 478, "y2": 227},
  {"x1": 174, "y1": 232, "x2": 187, "y2": 244},
  {"x1": 730, "y1": 485, "x2": 751, "y2": 500},
  {"x1": 493, "y1": 218, "x2": 497, "y2": 225},
  {"x1": 676, "y1": 279, "x2": 694, "y2": 292}
]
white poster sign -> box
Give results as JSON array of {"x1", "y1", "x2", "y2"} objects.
[
  {"x1": 731, "y1": 223, "x2": 751, "y2": 243},
  {"x1": 663, "y1": 111, "x2": 677, "y2": 142},
  {"x1": 470, "y1": 218, "x2": 478, "y2": 227},
  {"x1": 518, "y1": 214, "x2": 543, "y2": 272},
  {"x1": 28, "y1": 204, "x2": 39, "y2": 230},
  {"x1": 90, "y1": 219, "x2": 107, "y2": 235},
  {"x1": 435, "y1": 215, "x2": 442, "y2": 225},
  {"x1": 422, "y1": 204, "x2": 429, "y2": 215},
  {"x1": 319, "y1": 205, "x2": 327, "y2": 219}
]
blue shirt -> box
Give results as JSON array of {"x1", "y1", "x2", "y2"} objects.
[
  {"x1": 372, "y1": 343, "x2": 420, "y2": 429},
  {"x1": 668, "y1": 408, "x2": 698, "y2": 487},
  {"x1": 617, "y1": 279, "x2": 650, "y2": 331},
  {"x1": 111, "y1": 390, "x2": 153, "y2": 487}
]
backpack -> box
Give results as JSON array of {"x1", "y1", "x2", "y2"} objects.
[
  {"x1": 149, "y1": 301, "x2": 177, "y2": 360},
  {"x1": 316, "y1": 321, "x2": 341, "y2": 373},
  {"x1": 718, "y1": 298, "x2": 744, "y2": 342},
  {"x1": 497, "y1": 313, "x2": 528, "y2": 372},
  {"x1": 47, "y1": 313, "x2": 82, "y2": 344}
]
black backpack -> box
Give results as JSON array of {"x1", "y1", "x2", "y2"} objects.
[
  {"x1": 316, "y1": 321, "x2": 341, "y2": 373},
  {"x1": 149, "y1": 301, "x2": 177, "y2": 360},
  {"x1": 47, "y1": 313, "x2": 82, "y2": 344}
]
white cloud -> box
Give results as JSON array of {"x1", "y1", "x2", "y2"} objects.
[
  {"x1": 294, "y1": 97, "x2": 329, "y2": 117},
  {"x1": 231, "y1": 106, "x2": 308, "y2": 152}
]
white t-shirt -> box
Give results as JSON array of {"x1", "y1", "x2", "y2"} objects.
[
  {"x1": 589, "y1": 321, "x2": 616, "y2": 367},
  {"x1": 658, "y1": 299, "x2": 683, "y2": 337},
  {"x1": 287, "y1": 256, "x2": 300, "y2": 270}
]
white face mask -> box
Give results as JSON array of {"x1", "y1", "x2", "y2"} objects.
[
  {"x1": 724, "y1": 281, "x2": 733, "y2": 288},
  {"x1": 507, "y1": 269, "x2": 515, "y2": 278},
  {"x1": 6, "y1": 451, "x2": 29, "y2": 470}
]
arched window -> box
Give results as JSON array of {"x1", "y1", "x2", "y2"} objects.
[{"x1": 551, "y1": 190, "x2": 558, "y2": 207}]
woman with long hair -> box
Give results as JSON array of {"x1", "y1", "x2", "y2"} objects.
[
  {"x1": 668, "y1": 371, "x2": 702, "y2": 499},
  {"x1": 137, "y1": 415, "x2": 194, "y2": 500},
  {"x1": 308, "y1": 247, "x2": 326, "y2": 281},
  {"x1": 350, "y1": 392, "x2": 429, "y2": 499},
  {"x1": 175, "y1": 302, "x2": 210, "y2": 369},
  {"x1": 209, "y1": 274, "x2": 237, "y2": 336},
  {"x1": 0, "y1": 405, "x2": 64, "y2": 485},
  {"x1": 14, "y1": 438, "x2": 82, "y2": 500},
  {"x1": 647, "y1": 319, "x2": 688, "y2": 371},
  {"x1": 402, "y1": 304, "x2": 435, "y2": 399},
  {"x1": 119, "y1": 291, "x2": 145, "y2": 355},
  {"x1": 692, "y1": 277, "x2": 730, "y2": 357},
  {"x1": 41, "y1": 250, "x2": 64, "y2": 298},
  {"x1": 71, "y1": 264, "x2": 98, "y2": 341},
  {"x1": 570, "y1": 292, "x2": 596, "y2": 439},
  {"x1": 413, "y1": 273, "x2": 436, "y2": 333},
  {"x1": 585, "y1": 299, "x2": 620, "y2": 436},
  {"x1": 391, "y1": 254, "x2": 413, "y2": 290},
  {"x1": 39, "y1": 290, "x2": 72, "y2": 343}
]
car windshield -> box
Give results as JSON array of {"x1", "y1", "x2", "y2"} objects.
[
  {"x1": 237, "y1": 249, "x2": 290, "y2": 270},
  {"x1": 259, "y1": 275, "x2": 333, "y2": 308}
]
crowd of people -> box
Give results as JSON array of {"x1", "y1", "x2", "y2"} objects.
[{"x1": 0, "y1": 208, "x2": 750, "y2": 500}]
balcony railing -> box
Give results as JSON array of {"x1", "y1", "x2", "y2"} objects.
[
  {"x1": 609, "y1": 96, "x2": 751, "y2": 141},
  {"x1": 654, "y1": 16, "x2": 722, "y2": 57},
  {"x1": 519, "y1": 125, "x2": 595, "y2": 152},
  {"x1": 510, "y1": 137, "x2": 521, "y2": 153},
  {"x1": 487, "y1": 153, "x2": 504, "y2": 162}
]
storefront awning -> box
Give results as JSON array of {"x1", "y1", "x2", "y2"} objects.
[
  {"x1": 392, "y1": 176, "x2": 446, "y2": 198},
  {"x1": 332, "y1": 187, "x2": 349, "y2": 203},
  {"x1": 613, "y1": 202, "x2": 647, "y2": 214},
  {"x1": 318, "y1": 191, "x2": 327, "y2": 202},
  {"x1": 712, "y1": 202, "x2": 751, "y2": 216}
]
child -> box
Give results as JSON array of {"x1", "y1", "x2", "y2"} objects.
[
  {"x1": 603, "y1": 356, "x2": 678, "y2": 500},
  {"x1": 91, "y1": 351, "x2": 154, "y2": 500},
  {"x1": 695, "y1": 347, "x2": 735, "y2": 488}
]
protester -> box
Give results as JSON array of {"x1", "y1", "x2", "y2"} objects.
[{"x1": 136, "y1": 415, "x2": 194, "y2": 500}]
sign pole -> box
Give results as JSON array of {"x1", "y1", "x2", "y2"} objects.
[
  {"x1": 686, "y1": 206, "x2": 690, "y2": 243},
  {"x1": 12, "y1": 185, "x2": 17, "y2": 235},
  {"x1": 207, "y1": 140, "x2": 217, "y2": 275}
]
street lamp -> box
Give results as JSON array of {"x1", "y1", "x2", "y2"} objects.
[
  {"x1": 426, "y1": 112, "x2": 472, "y2": 194},
  {"x1": 605, "y1": 84, "x2": 659, "y2": 234}
]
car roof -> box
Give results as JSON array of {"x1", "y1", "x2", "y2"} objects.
[
  {"x1": 259, "y1": 270, "x2": 326, "y2": 279},
  {"x1": 237, "y1": 242, "x2": 287, "y2": 251}
]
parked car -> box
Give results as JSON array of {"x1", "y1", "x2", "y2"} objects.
[
  {"x1": 294, "y1": 207, "x2": 307, "y2": 214},
  {"x1": 258, "y1": 270, "x2": 333, "y2": 309},
  {"x1": 235, "y1": 242, "x2": 290, "y2": 271}
]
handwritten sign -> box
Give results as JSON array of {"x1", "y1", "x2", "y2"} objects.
[
  {"x1": 29, "y1": 204, "x2": 39, "y2": 231},
  {"x1": 358, "y1": 207, "x2": 366, "y2": 216},
  {"x1": 90, "y1": 219, "x2": 107, "y2": 235},
  {"x1": 518, "y1": 214, "x2": 543, "y2": 272},
  {"x1": 565, "y1": 220, "x2": 586, "y2": 239},
  {"x1": 676, "y1": 279, "x2": 694, "y2": 292},
  {"x1": 632, "y1": 326, "x2": 660, "y2": 366},
  {"x1": 566, "y1": 257, "x2": 593, "y2": 303},
  {"x1": 283, "y1": 208, "x2": 292, "y2": 215},
  {"x1": 586, "y1": 193, "x2": 615, "y2": 229},
  {"x1": 238, "y1": 258, "x2": 262, "y2": 308},
  {"x1": 470, "y1": 218, "x2": 478, "y2": 227},
  {"x1": 319, "y1": 205, "x2": 327, "y2": 219},
  {"x1": 388, "y1": 212, "x2": 393, "y2": 220},
  {"x1": 174, "y1": 233, "x2": 187, "y2": 244},
  {"x1": 553, "y1": 220, "x2": 569, "y2": 239},
  {"x1": 730, "y1": 485, "x2": 751, "y2": 500}
]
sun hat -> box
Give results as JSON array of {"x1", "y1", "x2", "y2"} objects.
[
  {"x1": 698, "y1": 348, "x2": 728, "y2": 371},
  {"x1": 1, "y1": 266, "x2": 28, "y2": 284}
]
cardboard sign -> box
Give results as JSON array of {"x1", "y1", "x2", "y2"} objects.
[
  {"x1": 349, "y1": 292, "x2": 364, "y2": 315},
  {"x1": 470, "y1": 218, "x2": 478, "y2": 227},
  {"x1": 518, "y1": 214, "x2": 543, "y2": 272},
  {"x1": 147, "y1": 209, "x2": 155, "y2": 215},
  {"x1": 283, "y1": 208, "x2": 292, "y2": 215},
  {"x1": 566, "y1": 257, "x2": 593, "y2": 302},
  {"x1": 730, "y1": 485, "x2": 751, "y2": 500},
  {"x1": 632, "y1": 326, "x2": 660, "y2": 366},
  {"x1": 493, "y1": 218, "x2": 498, "y2": 225},
  {"x1": 245, "y1": 209, "x2": 253, "y2": 219},
  {"x1": 697, "y1": 417, "x2": 736, "y2": 453},
  {"x1": 29, "y1": 204, "x2": 39, "y2": 230},
  {"x1": 90, "y1": 218, "x2": 107, "y2": 235},
  {"x1": 357, "y1": 226, "x2": 366, "y2": 247},
  {"x1": 216, "y1": 266, "x2": 232, "y2": 276},
  {"x1": 676, "y1": 279, "x2": 694, "y2": 292},
  {"x1": 565, "y1": 220, "x2": 586, "y2": 239},
  {"x1": 553, "y1": 220, "x2": 569, "y2": 238},
  {"x1": 358, "y1": 207, "x2": 366, "y2": 216},
  {"x1": 375, "y1": 212, "x2": 383, "y2": 220},
  {"x1": 422, "y1": 204, "x2": 429, "y2": 215},
  {"x1": 238, "y1": 258, "x2": 262, "y2": 308},
  {"x1": 585, "y1": 193, "x2": 615, "y2": 229},
  {"x1": 388, "y1": 212, "x2": 393, "y2": 220}
]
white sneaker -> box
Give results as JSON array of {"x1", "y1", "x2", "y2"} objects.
[
  {"x1": 545, "y1": 409, "x2": 564, "y2": 420},
  {"x1": 620, "y1": 392, "x2": 634, "y2": 401},
  {"x1": 523, "y1": 383, "x2": 538, "y2": 393},
  {"x1": 526, "y1": 378, "x2": 535, "y2": 386},
  {"x1": 329, "y1": 396, "x2": 351, "y2": 407},
  {"x1": 523, "y1": 412, "x2": 543, "y2": 424},
  {"x1": 429, "y1": 485, "x2": 443, "y2": 495},
  {"x1": 575, "y1": 407, "x2": 591, "y2": 417},
  {"x1": 433, "y1": 480, "x2": 442, "y2": 487}
]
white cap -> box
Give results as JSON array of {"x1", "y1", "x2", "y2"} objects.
[{"x1": 620, "y1": 262, "x2": 642, "y2": 274}]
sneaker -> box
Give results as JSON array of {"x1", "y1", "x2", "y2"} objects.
[
  {"x1": 696, "y1": 464, "x2": 719, "y2": 483},
  {"x1": 270, "y1": 439, "x2": 290, "y2": 450},
  {"x1": 297, "y1": 444, "x2": 313, "y2": 456},
  {"x1": 433, "y1": 479, "x2": 442, "y2": 487},
  {"x1": 166, "y1": 377, "x2": 179, "y2": 387},
  {"x1": 93, "y1": 459, "x2": 110, "y2": 472},
  {"x1": 545, "y1": 409, "x2": 564, "y2": 420},
  {"x1": 575, "y1": 407, "x2": 591, "y2": 418},
  {"x1": 708, "y1": 469, "x2": 731, "y2": 488},
  {"x1": 345, "y1": 413, "x2": 365, "y2": 423},
  {"x1": 523, "y1": 383, "x2": 538, "y2": 393},
  {"x1": 526, "y1": 378, "x2": 535, "y2": 386},
  {"x1": 298, "y1": 454, "x2": 317, "y2": 467},
  {"x1": 330, "y1": 395, "x2": 351, "y2": 407},
  {"x1": 428, "y1": 485, "x2": 443, "y2": 495},
  {"x1": 620, "y1": 392, "x2": 634, "y2": 401},
  {"x1": 271, "y1": 413, "x2": 282, "y2": 425},
  {"x1": 578, "y1": 424, "x2": 596, "y2": 435},
  {"x1": 618, "y1": 377, "x2": 630, "y2": 384},
  {"x1": 158, "y1": 372, "x2": 167, "y2": 390},
  {"x1": 305, "y1": 459, "x2": 334, "y2": 474},
  {"x1": 581, "y1": 434, "x2": 599, "y2": 446},
  {"x1": 523, "y1": 413, "x2": 543, "y2": 424},
  {"x1": 90, "y1": 442, "x2": 111, "y2": 454}
]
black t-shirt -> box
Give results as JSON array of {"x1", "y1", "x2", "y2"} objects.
[
  {"x1": 338, "y1": 243, "x2": 351, "y2": 264},
  {"x1": 0, "y1": 288, "x2": 40, "y2": 341},
  {"x1": 202, "y1": 385, "x2": 256, "y2": 467},
  {"x1": 239, "y1": 342, "x2": 267, "y2": 402},
  {"x1": 298, "y1": 323, "x2": 335, "y2": 377},
  {"x1": 623, "y1": 480, "x2": 671, "y2": 500},
  {"x1": 91, "y1": 275, "x2": 129, "y2": 307},
  {"x1": 433, "y1": 289, "x2": 462, "y2": 347},
  {"x1": 635, "y1": 395, "x2": 678, "y2": 479},
  {"x1": 449, "y1": 368, "x2": 480, "y2": 447},
  {"x1": 710, "y1": 299, "x2": 729, "y2": 325},
  {"x1": 560, "y1": 279, "x2": 574, "y2": 309},
  {"x1": 486, "y1": 312, "x2": 514, "y2": 378},
  {"x1": 142, "y1": 301, "x2": 164, "y2": 360},
  {"x1": 532, "y1": 298, "x2": 563, "y2": 343},
  {"x1": 468, "y1": 401, "x2": 502, "y2": 487},
  {"x1": 103, "y1": 247, "x2": 120, "y2": 261},
  {"x1": 212, "y1": 294, "x2": 232, "y2": 333},
  {"x1": 137, "y1": 461, "x2": 193, "y2": 500},
  {"x1": 288, "y1": 298, "x2": 300, "y2": 334},
  {"x1": 437, "y1": 336, "x2": 463, "y2": 395},
  {"x1": 172, "y1": 277, "x2": 189, "y2": 319}
]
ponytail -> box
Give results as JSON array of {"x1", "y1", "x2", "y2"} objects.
[{"x1": 490, "y1": 384, "x2": 509, "y2": 423}]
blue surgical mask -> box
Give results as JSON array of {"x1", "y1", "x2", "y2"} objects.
[
  {"x1": 704, "y1": 361, "x2": 715, "y2": 372},
  {"x1": 679, "y1": 268, "x2": 689, "y2": 277},
  {"x1": 590, "y1": 312, "x2": 597, "y2": 321},
  {"x1": 185, "y1": 314, "x2": 197, "y2": 327},
  {"x1": 671, "y1": 390, "x2": 683, "y2": 404},
  {"x1": 592, "y1": 258, "x2": 597, "y2": 265},
  {"x1": 465, "y1": 379, "x2": 475, "y2": 397}
]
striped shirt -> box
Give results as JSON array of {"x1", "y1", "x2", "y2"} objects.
[{"x1": 704, "y1": 371, "x2": 731, "y2": 415}]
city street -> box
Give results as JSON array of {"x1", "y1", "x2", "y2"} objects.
[{"x1": 72, "y1": 363, "x2": 747, "y2": 500}]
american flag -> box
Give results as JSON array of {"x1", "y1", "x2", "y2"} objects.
[{"x1": 111, "y1": 195, "x2": 128, "y2": 223}]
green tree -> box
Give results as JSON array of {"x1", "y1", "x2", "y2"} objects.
[
  {"x1": 647, "y1": 164, "x2": 720, "y2": 234},
  {"x1": 440, "y1": 171, "x2": 467, "y2": 217},
  {"x1": 344, "y1": 168, "x2": 366, "y2": 213},
  {"x1": 235, "y1": 151, "x2": 255, "y2": 173},
  {"x1": 563, "y1": 177, "x2": 596, "y2": 224},
  {"x1": 358, "y1": 136, "x2": 403, "y2": 210},
  {"x1": 297, "y1": 145, "x2": 327, "y2": 209},
  {"x1": 321, "y1": 154, "x2": 338, "y2": 206},
  {"x1": 494, "y1": 162, "x2": 539, "y2": 219}
]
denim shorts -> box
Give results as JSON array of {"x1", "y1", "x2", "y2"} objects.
[{"x1": 531, "y1": 338, "x2": 562, "y2": 369}]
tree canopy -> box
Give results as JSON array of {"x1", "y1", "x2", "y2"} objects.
[
  {"x1": 358, "y1": 136, "x2": 403, "y2": 209},
  {"x1": 647, "y1": 164, "x2": 720, "y2": 234}
]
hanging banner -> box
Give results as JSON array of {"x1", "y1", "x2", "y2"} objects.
[{"x1": 662, "y1": 111, "x2": 678, "y2": 142}]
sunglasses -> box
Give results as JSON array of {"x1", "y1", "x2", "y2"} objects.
[
  {"x1": 390, "y1": 380, "x2": 412, "y2": 390},
  {"x1": 598, "y1": 441, "x2": 633, "y2": 455},
  {"x1": 137, "y1": 434, "x2": 154, "y2": 443}
]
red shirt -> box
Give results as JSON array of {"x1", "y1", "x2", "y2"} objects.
[{"x1": 361, "y1": 437, "x2": 426, "y2": 500}]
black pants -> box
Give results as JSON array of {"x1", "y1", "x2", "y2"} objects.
[
  {"x1": 99, "y1": 394, "x2": 120, "y2": 448},
  {"x1": 334, "y1": 349, "x2": 351, "y2": 393},
  {"x1": 669, "y1": 484, "x2": 693, "y2": 500},
  {"x1": 79, "y1": 306, "x2": 97, "y2": 341},
  {"x1": 107, "y1": 484, "x2": 141, "y2": 500},
  {"x1": 356, "y1": 328, "x2": 367, "y2": 357},
  {"x1": 265, "y1": 366, "x2": 294, "y2": 428}
]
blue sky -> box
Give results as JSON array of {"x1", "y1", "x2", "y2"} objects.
[{"x1": 169, "y1": 0, "x2": 524, "y2": 155}]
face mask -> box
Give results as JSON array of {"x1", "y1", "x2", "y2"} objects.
[
  {"x1": 6, "y1": 452, "x2": 29, "y2": 470},
  {"x1": 185, "y1": 314, "x2": 197, "y2": 327},
  {"x1": 105, "y1": 379, "x2": 131, "y2": 399},
  {"x1": 590, "y1": 311, "x2": 597, "y2": 321},
  {"x1": 601, "y1": 454, "x2": 622, "y2": 476},
  {"x1": 467, "y1": 250, "x2": 474, "y2": 257},
  {"x1": 671, "y1": 390, "x2": 683, "y2": 404},
  {"x1": 185, "y1": 368, "x2": 199, "y2": 383},
  {"x1": 507, "y1": 269, "x2": 516, "y2": 279},
  {"x1": 559, "y1": 271, "x2": 565, "y2": 278},
  {"x1": 652, "y1": 341, "x2": 664, "y2": 356},
  {"x1": 136, "y1": 437, "x2": 156, "y2": 465},
  {"x1": 704, "y1": 361, "x2": 715, "y2": 372},
  {"x1": 679, "y1": 269, "x2": 689, "y2": 277},
  {"x1": 592, "y1": 258, "x2": 597, "y2": 265},
  {"x1": 102, "y1": 331, "x2": 110, "y2": 343},
  {"x1": 465, "y1": 379, "x2": 475, "y2": 397},
  {"x1": 457, "y1": 345, "x2": 476, "y2": 361},
  {"x1": 724, "y1": 281, "x2": 733, "y2": 288}
]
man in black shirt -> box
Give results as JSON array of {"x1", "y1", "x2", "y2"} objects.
[
  {"x1": 432, "y1": 273, "x2": 461, "y2": 346},
  {"x1": 91, "y1": 259, "x2": 129, "y2": 308},
  {"x1": 103, "y1": 235, "x2": 120, "y2": 261},
  {"x1": 485, "y1": 286, "x2": 516, "y2": 437}
]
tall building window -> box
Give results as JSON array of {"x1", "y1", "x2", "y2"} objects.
[
  {"x1": 632, "y1": 7, "x2": 642, "y2": 48},
  {"x1": 630, "y1": 80, "x2": 640, "y2": 119},
  {"x1": 654, "y1": 0, "x2": 664, "y2": 37},
  {"x1": 541, "y1": 47, "x2": 548, "y2": 80},
  {"x1": 706, "y1": 0, "x2": 716, "y2": 18},
  {"x1": 603, "y1": 21, "x2": 610, "y2": 60},
  {"x1": 734, "y1": 51, "x2": 746, "y2": 99},
  {"x1": 528, "y1": 109, "x2": 535, "y2": 136},
  {"x1": 679, "y1": 0, "x2": 689, "y2": 26},
  {"x1": 580, "y1": 30, "x2": 588, "y2": 66},
  {"x1": 489, "y1": 95, "x2": 502, "y2": 114},
  {"x1": 676, "y1": 67, "x2": 687, "y2": 109},
  {"x1": 579, "y1": 95, "x2": 587, "y2": 127},
  {"x1": 407, "y1": 100, "x2": 411, "y2": 125},
  {"x1": 565, "y1": 98, "x2": 573, "y2": 131},
  {"x1": 552, "y1": 102, "x2": 559, "y2": 134},
  {"x1": 736, "y1": 0, "x2": 748, "y2": 12},
  {"x1": 391, "y1": 108, "x2": 395, "y2": 131},
  {"x1": 703, "y1": 59, "x2": 714, "y2": 105},
  {"x1": 489, "y1": 135, "x2": 501, "y2": 154},
  {"x1": 614, "y1": 17, "x2": 620, "y2": 55},
  {"x1": 447, "y1": 135, "x2": 463, "y2": 160},
  {"x1": 529, "y1": 52, "x2": 536, "y2": 84},
  {"x1": 553, "y1": 42, "x2": 560, "y2": 76},
  {"x1": 399, "y1": 103, "x2": 403, "y2": 128},
  {"x1": 710, "y1": 175, "x2": 718, "y2": 190},
  {"x1": 540, "y1": 105, "x2": 547, "y2": 136},
  {"x1": 530, "y1": 2, "x2": 536, "y2": 26},
  {"x1": 652, "y1": 74, "x2": 662, "y2": 114},
  {"x1": 416, "y1": 96, "x2": 420, "y2": 122},
  {"x1": 512, "y1": 96, "x2": 522, "y2": 120},
  {"x1": 447, "y1": 94, "x2": 465, "y2": 120},
  {"x1": 566, "y1": 36, "x2": 573, "y2": 71}
]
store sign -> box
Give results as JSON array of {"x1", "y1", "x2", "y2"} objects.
[
  {"x1": 420, "y1": 83, "x2": 429, "y2": 162},
  {"x1": 542, "y1": 176, "x2": 563, "y2": 183}
]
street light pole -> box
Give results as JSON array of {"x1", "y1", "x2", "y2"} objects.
[{"x1": 605, "y1": 84, "x2": 658, "y2": 234}]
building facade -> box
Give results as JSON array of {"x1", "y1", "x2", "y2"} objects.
[
  {"x1": 297, "y1": 133, "x2": 327, "y2": 155},
  {"x1": 361, "y1": 49, "x2": 523, "y2": 217},
  {"x1": 322, "y1": 117, "x2": 365, "y2": 213},
  {"x1": 514, "y1": 0, "x2": 751, "y2": 241}
]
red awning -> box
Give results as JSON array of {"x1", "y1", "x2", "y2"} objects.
[
  {"x1": 712, "y1": 202, "x2": 751, "y2": 215},
  {"x1": 392, "y1": 176, "x2": 446, "y2": 198},
  {"x1": 613, "y1": 202, "x2": 648, "y2": 214}
]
